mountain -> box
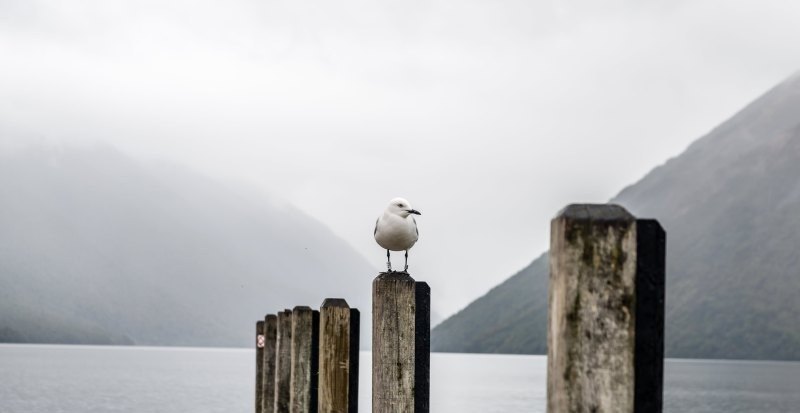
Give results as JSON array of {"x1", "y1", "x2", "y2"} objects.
[
  {"x1": 0, "y1": 145, "x2": 375, "y2": 347},
  {"x1": 431, "y1": 73, "x2": 800, "y2": 360}
]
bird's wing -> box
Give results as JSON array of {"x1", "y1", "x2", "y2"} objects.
[
  {"x1": 374, "y1": 218, "x2": 379, "y2": 236},
  {"x1": 412, "y1": 216, "x2": 418, "y2": 236}
]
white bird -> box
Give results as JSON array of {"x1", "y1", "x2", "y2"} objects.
[{"x1": 374, "y1": 197, "x2": 421, "y2": 272}]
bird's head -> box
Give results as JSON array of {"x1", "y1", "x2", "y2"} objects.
[{"x1": 387, "y1": 197, "x2": 421, "y2": 218}]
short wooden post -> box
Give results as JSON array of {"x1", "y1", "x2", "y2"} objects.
[
  {"x1": 318, "y1": 298, "x2": 360, "y2": 413},
  {"x1": 372, "y1": 272, "x2": 431, "y2": 413},
  {"x1": 275, "y1": 309, "x2": 293, "y2": 413},
  {"x1": 256, "y1": 320, "x2": 266, "y2": 413},
  {"x1": 290, "y1": 306, "x2": 320, "y2": 413},
  {"x1": 547, "y1": 204, "x2": 665, "y2": 413},
  {"x1": 263, "y1": 315, "x2": 278, "y2": 413}
]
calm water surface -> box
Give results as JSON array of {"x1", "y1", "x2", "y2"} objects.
[{"x1": 1, "y1": 344, "x2": 798, "y2": 412}]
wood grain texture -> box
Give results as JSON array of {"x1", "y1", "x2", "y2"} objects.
[
  {"x1": 318, "y1": 299, "x2": 359, "y2": 413},
  {"x1": 290, "y1": 306, "x2": 319, "y2": 413},
  {"x1": 275, "y1": 309, "x2": 293, "y2": 413},
  {"x1": 263, "y1": 315, "x2": 278, "y2": 413},
  {"x1": 372, "y1": 272, "x2": 429, "y2": 413},
  {"x1": 547, "y1": 204, "x2": 664, "y2": 413}
]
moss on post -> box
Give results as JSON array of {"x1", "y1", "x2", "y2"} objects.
[{"x1": 548, "y1": 204, "x2": 664, "y2": 413}]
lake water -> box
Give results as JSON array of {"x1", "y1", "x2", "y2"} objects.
[{"x1": 1, "y1": 344, "x2": 799, "y2": 412}]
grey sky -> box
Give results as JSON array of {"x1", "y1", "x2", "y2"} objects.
[{"x1": 2, "y1": 0, "x2": 800, "y2": 318}]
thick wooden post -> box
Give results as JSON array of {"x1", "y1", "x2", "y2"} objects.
[
  {"x1": 318, "y1": 298, "x2": 360, "y2": 413},
  {"x1": 290, "y1": 306, "x2": 320, "y2": 413},
  {"x1": 256, "y1": 320, "x2": 266, "y2": 413},
  {"x1": 547, "y1": 204, "x2": 665, "y2": 413},
  {"x1": 275, "y1": 309, "x2": 293, "y2": 413},
  {"x1": 263, "y1": 315, "x2": 278, "y2": 413},
  {"x1": 372, "y1": 272, "x2": 430, "y2": 413}
]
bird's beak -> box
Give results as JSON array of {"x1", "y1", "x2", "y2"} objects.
[{"x1": 407, "y1": 209, "x2": 421, "y2": 215}]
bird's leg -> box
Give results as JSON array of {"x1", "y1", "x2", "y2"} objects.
[
  {"x1": 386, "y1": 249, "x2": 392, "y2": 272},
  {"x1": 404, "y1": 250, "x2": 409, "y2": 272}
]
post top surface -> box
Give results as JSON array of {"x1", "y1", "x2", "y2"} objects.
[
  {"x1": 556, "y1": 203, "x2": 634, "y2": 221},
  {"x1": 256, "y1": 320, "x2": 264, "y2": 326},
  {"x1": 374, "y1": 270, "x2": 416, "y2": 282},
  {"x1": 321, "y1": 298, "x2": 350, "y2": 308},
  {"x1": 265, "y1": 314, "x2": 277, "y2": 321},
  {"x1": 292, "y1": 305, "x2": 313, "y2": 311}
]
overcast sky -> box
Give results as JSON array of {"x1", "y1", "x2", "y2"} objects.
[{"x1": 2, "y1": 0, "x2": 800, "y2": 318}]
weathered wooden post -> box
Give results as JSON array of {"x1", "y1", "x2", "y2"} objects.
[
  {"x1": 263, "y1": 314, "x2": 278, "y2": 413},
  {"x1": 372, "y1": 272, "x2": 431, "y2": 413},
  {"x1": 256, "y1": 320, "x2": 266, "y2": 413},
  {"x1": 318, "y1": 298, "x2": 360, "y2": 413},
  {"x1": 547, "y1": 204, "x2": 665, "y2": 413},
  {"x1": 275, "y1": 309, "x2": 293, "y2": 413},
  {"x1": 290, "y1": 306, "x2": 320, "y2": 413}
]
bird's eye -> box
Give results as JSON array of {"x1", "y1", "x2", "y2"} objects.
[{"x1": 397, "y1": 204, "x2": 403, "y2": 207}]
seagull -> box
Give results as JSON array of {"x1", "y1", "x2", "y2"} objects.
[{"x1": 374, "y1": 197, "x2": 421, "y2": 272}]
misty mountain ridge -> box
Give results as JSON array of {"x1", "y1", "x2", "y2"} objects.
[
  {"x1": 0, "y1": 144, "x2": 375, "y2": 346},
  {"x1": 431, "y1": 72, "x2": 800, "y2": 361}
]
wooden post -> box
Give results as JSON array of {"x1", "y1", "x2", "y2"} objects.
[
  {"x1": 275, "y1": 309, "x2": 293, "y2": 413},
  {"x1": 290, "y1": 306, "x2": 320, "y2": 413},
  {"x1": 547, "y1": 204, "x2": 665, "y2": 413},
  {"x1": 263, "y1": 315, "x2": 278, "y2": 413},
  {"x1": 372, "y1": 272, "x2": 430, "y2": 413},
  {"x1": 318, "y1": 298, "x2": 360, "y2": 413},
  {"x1": 256, "y1": 320, "x2": 266, "y2": 413}
]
